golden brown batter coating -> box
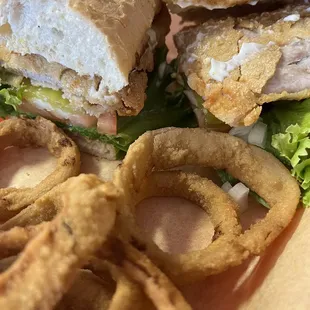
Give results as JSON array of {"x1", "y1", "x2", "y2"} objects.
[{"x1": 175, "y1": 4, "x2": 310, "y2": 126}]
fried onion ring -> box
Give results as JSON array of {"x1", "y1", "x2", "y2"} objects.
[
  {"x1": 137, "y1": 171, "x2": 242, "y2": 240},
  {"x1": 113, "y1": 128, "x2": 300, "y2": 284},
  {"x1": 0, "y1": 225, "x2": 189, "y2": 310},
  {"x1": 0, "y1": 174, "x2": 189, "y2": 310},
  {"x1": 0, "y1": 117, "x2": 80, "y2": 220},
  {"x1": 115, "y1": 170, "x2": 244, "y2": 284},
  {"x1": 0, "y1": 174, "x2": 118, "y2": 310},
  {"x1": 88, "y1": 258, "x2": 155, "y2": 310},
  {"x1": 0, "y1": 188, "x2": 153, "y2": 310},
  {"x1": 1, "y1": 183, "x2": 68, "y2": 230},
  {"x1": 56, "y1": 269, "x2": 115, "y2": 310},
  {"x1": 98, "y1": 237, "x2": 192, "y2": 310},
  {"x1": 0, "y1": 223, "x2": 46, "y2": 259}
]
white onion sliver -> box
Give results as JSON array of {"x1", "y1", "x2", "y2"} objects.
[
  {"x1": 184, "y1": 90, "x2": 198, "y2": 107},
  {"x1": 248, "y1": 121, "x2": 267, "y2": 148},
  {"x1": 228, "y1": 183, "x2": 250, "y2": 213},
  {"x1": 158, "y1": 62, "x2": 166, "y2": 80},
  {"x1": 229, "y1": 125, "x2": 253, "y2": 142},
  {"x1": 221, "y1": 182, "x2": 233, "y2": 193},
  {"x1": 193, "y1": 108, "x2": 206, "y2": 128}
]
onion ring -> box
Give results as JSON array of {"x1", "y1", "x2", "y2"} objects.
[
  {"x1": 0, "y1": 204, "x2": 153, "y2": 310},
  {"x1": 0, "y1": 173, "x2": 189, "y2": 310},
  {"x1": 113, "y1": 128, "x2": 300, "y2": 284},
  {"x1": 137, "y1": 171, "x2": 242, "y2": 241},
  {"x1": 0, "y1": 226, "x2": 190, "y2": 310},
  {"x1": 0, "y1": 257, "x2": 16, "y2": 273},
  {"x1": 116, "y1": 170, "x2": 244, "y2": 284},
  {"x1": 0, "y1": 174, "x2": 118, "y2": 310},
  {"x1": 0, "y1": 223, "x2": 46, "y2": 259},
  {"x1": 98, "y1": 237, "x2": 192, "y2": 310},
  {"x1": 88, "y1": 258, "x2": 155, "y2": 310},
  {"x1": 0, "y1": 263, "x2": 116, "y2": 310},
  {"x1": 0, "y1": 117, "x2": 80, "y2": 220},
  {"x1": 1, "y1": 183, "x2": 67, "y2": 230},
  {"x1": 56, "y1": 269, "x2": 115, "y2": 310},
  {"x1": 115, "y1": 170, "x2": 246, "y2": 284}
]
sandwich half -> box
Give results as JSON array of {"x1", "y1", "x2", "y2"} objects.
[
  {"x1": 175, "y1": 4, "x2": 310, "y2": 206},
  {"x1": 175, "y1": 4, "x2": 310, "y2": 127},
  {"x1": 0, "y1": 0, "x2": 196, "y2": 159}
]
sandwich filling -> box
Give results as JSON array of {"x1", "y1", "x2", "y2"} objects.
[
  {"x1": 174, "y1": 4, "x2": 310, "y2": 206},
  {"x1": 0, "y1": 48, "x2": 150, "y2": 135},
  {"x1": 0, "y1": 46, "x2": 197, "y2": 159},
  {"x1": 175, "y1": 4, "x2": 310, "y2": 127}
]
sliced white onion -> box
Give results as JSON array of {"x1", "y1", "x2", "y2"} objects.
[
  {"x1": 248, "y1": 121, "x2": 267, "y2": 148},
  {"x1": 193, "y1": 108, "x2": 206, "y2": 127},
  {"x1": 158, "y1": 62, "x2": 167, "y2": 80},
  {"x1": 221, "y1": 182, "x2": 233, "y2": 193},
  {"x1": 228, "y1": 183, "x2": 250, "y2": 213},
  {"x1": 184, "y1": 90, "x2": 198, "y2": 107},
  {"x1": 229, "y1": 125, "x2": 253, "y2": 142}
]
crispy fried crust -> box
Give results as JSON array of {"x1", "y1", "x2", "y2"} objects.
[
  {"x1": 97, "y1": 238, "x2": 192, "y2": 310},
  {"x1": 56, "y1": 270, "x2": 115, "y2": 310},
  {"x1": 0, "y1": 117, "x2": 80, "y2": 221},
  {"x1": 0, "y1": 180, "x2": 156, "y2": 310},
  {"x1": 0, "y1": 164, "x2": 192, "y2": 309},
  {"x1": 173, "y1": 1, "x2": 289, "y2": 23},
  {"x1": 0, "y1": 179, "x2": 74, "y2": 230},
  {"x1": 165, "y1": 0, "x2": 259, "y2": 10},
  {"x1": 113, "y1": 128, "x2": 300, "y2": 284},
  {"x1": 114, "y1": 170, "x2": 244, "y2": 284},
  {"x1": 118, "y1": 71, "x2": 148, "y2": 116},
  {"x1": 175, "y1": 4, "x2": 310, "y2": 126},
  {"x1": 0, "y1": 223, "x2": 46, "y2": 259},
  {"x1": 0, "y1": 174, "x2": 118, "y2": 310},
  {"x1": 165, "y1": 0, "x2": 294, "y2": 12},
  {"x1": 0, "y1": 48, "x2": 148, "y2": 116},
  {"x1": 88, "y1": 258, "x2": 155, "y2": 310}
]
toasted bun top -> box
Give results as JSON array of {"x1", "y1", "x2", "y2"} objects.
[
  {"x1": 0, "y1": 0, "x2": 161, "y2": 92},
  {"x1": 164, "y1": 0, "x2": 294, "y2": 12}
]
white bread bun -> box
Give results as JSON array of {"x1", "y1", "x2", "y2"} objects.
[{"x1": 0, "y1": 0, "x2": 161, "y2": 93}]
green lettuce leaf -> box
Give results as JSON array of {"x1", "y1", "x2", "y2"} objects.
[
  {"x1": 302, "y1": 189, "x2": 310, "y2": 206},
  {"x1": 0, "y1": 87, "x2": 22, "y2": 116},
  {"x1": 0, "y1": 47, "x2": 197, "y2": 158},
  {"x1": 262, "y1": 99, "x2": 310, "y2": 206}
]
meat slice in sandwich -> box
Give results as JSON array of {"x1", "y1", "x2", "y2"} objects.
[
  {"x1": 174, "y1": 4, "x2": 310, "y2": 127},
  {"x1": 0, "y1": 0, "x2": 196, "y2": 159}
]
